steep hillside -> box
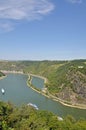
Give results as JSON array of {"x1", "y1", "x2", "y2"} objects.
[
  {"x1": 0, "y1": 60, "x2": 86, "y2": 106},
  {"x1": 46, "y1": 60, "x2": 86, "y2": 105}
]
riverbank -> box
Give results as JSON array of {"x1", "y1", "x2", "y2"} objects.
[
  {"x1": 0, "y1": 75, "x2": 7, "y2": 80},
  {"x1": 27, "y1": 74, "x2": 86, "y2": 110},
  {"x1": 0, "y1": 70, "x2": 23, "y2": 74},
  {"x1": 29, "y1": 73, "x2": 47, "y2": 83}
]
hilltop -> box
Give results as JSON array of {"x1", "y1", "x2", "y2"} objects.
[{"x1": 0, "y1": 59, "x2": 86, "y2": 107}]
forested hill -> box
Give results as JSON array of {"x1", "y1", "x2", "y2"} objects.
[{"x1": 0, "y1": 59, "x2": 86, "y2": 105}]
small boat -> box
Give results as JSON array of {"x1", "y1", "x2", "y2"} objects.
[
  {"x1": 58, "y1": 116, "x2": 63, "y2": 121},
  {"x1": 1, "y1": 88, "x2": 5, "y2": 94},
  {"x1": 27, "y1": 103, "x2": 39, "y2": 110}
]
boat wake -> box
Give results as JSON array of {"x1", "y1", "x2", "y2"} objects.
[{"x1": 27, "y1": 103, "x2": 39, "y2": 110}]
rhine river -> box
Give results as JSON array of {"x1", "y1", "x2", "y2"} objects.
[{"x1": 0, "y1": 74, "x2": 86, "y2": 119}]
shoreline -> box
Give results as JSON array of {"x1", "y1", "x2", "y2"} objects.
[
  {"x1": 0, "y1": 75, "x2": 7, "y2": 80},
  {"x1": 0, "y1": 70, "x2": 23, "y2": 74},
  {"x1": 29, "y1": 73, "x2": 47, "y2": 83},
  {"x1": 27, "y1": 74, "x2": 86, "y2": 110}
]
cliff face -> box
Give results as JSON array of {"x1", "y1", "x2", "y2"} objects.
[
  {"x1": 71, "y1": 73, "x2": 86, "y2": 98},
  {"x1": 55, "y1": 65, "x2": 86, "y2": 105}
]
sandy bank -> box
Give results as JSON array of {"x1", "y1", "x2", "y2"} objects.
[{"x1": 0, "y1": 70, "x2": 23, "y2": 74}]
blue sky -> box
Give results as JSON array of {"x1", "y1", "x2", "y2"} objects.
[{"x1": 0, "y1": 0, "x2": 86, "y2": 60}]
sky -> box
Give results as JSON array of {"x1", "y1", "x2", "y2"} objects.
[{"x1": 0, "y1": 0, "x2": 86, "y2": 61}]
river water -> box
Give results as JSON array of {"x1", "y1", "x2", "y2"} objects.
[{"x1": 0, "y1": 74, "x2": 86, "y2": 119}]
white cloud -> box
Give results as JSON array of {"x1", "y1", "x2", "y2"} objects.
[
  {"x1": 0, "y1": 0, "x2": 54, "y2": 32},
  {"x1": 66, "y1": 0, "x2": 82, "y2": 4},
  {"x1": 0, "y1": 22, "x2": 14, "y2": 33}
]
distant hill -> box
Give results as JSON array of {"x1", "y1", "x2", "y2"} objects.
[{"x1": 0, "y1": 59, "x2": 86, "y2": 106}]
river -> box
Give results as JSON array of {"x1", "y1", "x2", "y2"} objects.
[{"x1": 0, "y1": 73, "x2": 86, "y2": 119}]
